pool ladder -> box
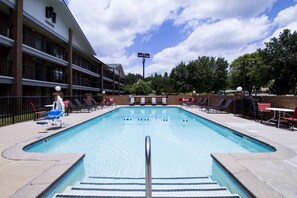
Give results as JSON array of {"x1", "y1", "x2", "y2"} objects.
[{"x1": 145, "y1": 135, "x2": 152, "y2": 198}]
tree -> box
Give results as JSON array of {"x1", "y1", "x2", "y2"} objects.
[
  {"x1": 258, "y1": 29, "x2": 297, "y2": 95},
  {"x1": 169, "y1": 57, "x2": 229, "y2": 94},
  {"x1": 130, "y1": 80, "x2": 152, "y2": 95},
  {"x1": 229, "y1": 52, "x2": 269, "y2": 94},
  {"x1": 170, "y1": 61, "x2": 190, "y2": 93},
  {"x1": 124, "y1": 73, "x2": 142, "y2": 85},
  {"x1": 151, "y1": 73, "x2": 164, "y2": 95},
  {"x1": 212, "y1": 57, "x2": 228, "y2": 93}
]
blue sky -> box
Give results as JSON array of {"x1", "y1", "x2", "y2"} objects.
[{"x1": 67, "y1": 0, "x2": 297, "y2": 77}]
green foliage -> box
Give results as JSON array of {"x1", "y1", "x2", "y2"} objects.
[
  {"x1": 130, "y1": 80, "x2": 152, "y2": 95},
  {"x1": 124, "y1": 73, "x2": 142, "y2": 85},
  {"x1": 258, "y1": 29, "x2": 297, "y2": 95},
  {"x1": 229, "y1": 52, "x2": 268, "y2": 93},
  {"x1": 169, "y1": 57, "x2": 228, "y2": 93},
  {"x1": 151, "y1": 73, "x2": 163, "y2": 94}
]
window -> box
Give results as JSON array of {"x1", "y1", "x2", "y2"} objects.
[{"x1": 54, "y1": 68, "x2": 64, "y2": 82}]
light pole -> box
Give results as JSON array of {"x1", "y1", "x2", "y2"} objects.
[{"x1": 138, "y1": 52, "x2": 150, "y2": 79}]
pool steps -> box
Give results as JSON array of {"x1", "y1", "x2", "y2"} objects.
[{"x1": 53, "y1": 176, "x2": 240, "y2": 197}]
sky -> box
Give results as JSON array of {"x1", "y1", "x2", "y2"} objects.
[{"x1": 66, "y1": 0, "x2": 297, "y2": 77}]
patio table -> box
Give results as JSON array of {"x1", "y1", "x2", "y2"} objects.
[{"x1": 265, "y1": 107, "x2": 294, "y2": 128}]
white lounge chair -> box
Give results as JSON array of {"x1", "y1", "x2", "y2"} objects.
[
  {"x1": 162, "y1": 97, "x2": 167, "y2": 105},
  {"x1": 151, "y1": 97, "x2": 157, "y2": 105},
  {"x1": 129, "y1": 97, "x2": 135, "y2": 105},
  {"x1": 140, "y1": 97, "x2": 145, "y2": 105}
]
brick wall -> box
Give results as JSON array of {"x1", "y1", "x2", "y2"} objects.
[{"x1": 104, "y1": 95, "x2": 296, "y2": 109}]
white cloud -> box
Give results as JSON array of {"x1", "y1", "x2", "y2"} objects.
[
  {"x1": 67, "y1": 0, "x2": 297, "y2": 77},
  {"x1": 174, "y1": 0, "x2": 275, "y2": 27},
  {"x1": 274, "y1": 4, "x2": 297, "y2": 27},
  {"x1": 147, "y1": 17, "x2": 270, "y2": 75},
  {"x1": 68, "y1": 0, "x2": 180, "y2": 66},
  {"x1": 263, "y1": 4, "x2": 297, "y2": 44}
]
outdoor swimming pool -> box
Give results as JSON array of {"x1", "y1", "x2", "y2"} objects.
[{"x1": 25, "y1": 107, "x2": 274, "y2": 197}]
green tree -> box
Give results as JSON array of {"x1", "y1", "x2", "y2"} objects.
[
  {"x1": 130, "y1": 80, "x2": 152, "y2": 95},
  {"x1": 229, "y1": 52, "x2": 268, "y2": 94},
  {"x1": 258, "y1": 29, "x2": 297, "y2": 95},
  {"x1": 163, "y1": 72, "x2": 172, "y2": 94},
  {"x1": 170, "y1": 61, "x2": 190, "y2": 93},
  {"x1": 212, "y1": 57, "x2": 228, "y2": 93},
  {"x1": 151, "y1": 73, "x2": 164, "y2": 94},
  {"x1": 124, "y1": 73, "x2": 142, "y2": 85}
]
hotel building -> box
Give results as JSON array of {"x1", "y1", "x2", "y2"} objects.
[{"x1": 0, "y1": 0, "x2": 125, "y2": 97}]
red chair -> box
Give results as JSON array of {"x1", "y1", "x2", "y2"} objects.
[
  {"x1": 30, "y1": 103, "x2": 47, "y2": 121},
  {"x1": 178, "y1": 97, "x2": 184, "y2": 105},
  {"x1": 282, "y1": 107, "x2": 297, "y2": 131},
  {"x1": 257, "y1": 103, "x2": 271, "y2": 123}
]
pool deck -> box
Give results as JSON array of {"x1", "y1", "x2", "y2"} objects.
[{"x1": 0, "y1": 105, "x2": 296, "y2": 197}]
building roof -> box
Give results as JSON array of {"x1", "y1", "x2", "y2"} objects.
[{"x1": 107, "y1": 64, "x2": 126, "y2": 78}]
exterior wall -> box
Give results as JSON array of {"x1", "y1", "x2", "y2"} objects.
[
  {"x1": 0, "y1": 0, "x2": 125, "y2": 97},
  {"x1": 263, "y1": 96, "x2": 297, "y2": 109},
  {"x1": 106, "y1": 95, "x2": 297, "y2": 111}
]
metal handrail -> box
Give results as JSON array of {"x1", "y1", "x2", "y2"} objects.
[{"x1": 145, "y1": 136, "x2": 152, "y2": 198}]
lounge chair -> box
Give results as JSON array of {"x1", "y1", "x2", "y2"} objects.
[
  {"x1": 129, "y1": 97, "x2": 135, "y2": 105},
  {"x1": 140, "y1": 97, "x2": 145, "y2": 105},
  {"x1": 205, "y1": 98, "x2": 225, "y2": 112},
  {"x1": 83, "y1": 98, "x2": 97, "y2": 110},
  {"x1": 217, "y1": 99, "x2": 234, "y2": 113},
  {"x1": 199, "y1": 98, "x2": 208, "y2": 109},
  {"x1": 282, "y1": 107, "x2": 297, "y2": 131},
  {"x1": 192, "y1": 97, "x2": 203, "y2": 107},
  {"x1": 162, "y1": 97, "x2": 167, "y2": 105},
  {"x1": 91, "y1": 98, "x2": 104, "y2": 109},
  {"x1": 151, "y1": 97, "x2": 157, "y2": 105},
  {"x1": 72, "y1": 99, "x2": 92, "y2": 112}
]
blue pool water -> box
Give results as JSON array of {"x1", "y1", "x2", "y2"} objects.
[{"x1": 26, "y1": 107, "x2": 273, "y2": 178}]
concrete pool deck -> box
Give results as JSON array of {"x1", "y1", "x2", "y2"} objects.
[{"x1": 0, "y1": 106, "x2": 296, "y2": 197}]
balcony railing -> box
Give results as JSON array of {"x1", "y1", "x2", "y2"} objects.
[
  {"x1": 0, "y1": 59, "x2": 12, "y2": 76},
  {"x1": 23, "y1": 30, "x2": 66, "y2": 61},
  {"x1": 73, "y1": 76, "x2": 99, "y2": 88},
  {"x1": 23, "y1": 64, "x2": 68, "y2": 84},
  {"x1": 0, "y1": 19, "x2": 13, "y2": 38}
]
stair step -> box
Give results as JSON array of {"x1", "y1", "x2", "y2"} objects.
[
  {"x1": 85, "y1": 176, "x2": 213, "y2": 183},
  {"x1": 55, "y1": 186, "x2": 233, "y2": 197},
  {"x1": 76, "y1": 183, "x2": 220, "y2": 190},
  {"x1": 55, "y1": 195, "x2": 240, "y2": 198},
  {"x1": 53, "y1": 176, "x2": 241, "y2": 198}
]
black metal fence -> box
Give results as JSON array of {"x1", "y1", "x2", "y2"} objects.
[{"x1": 0, "y1": 95, "x2": 101, "y2": 127}]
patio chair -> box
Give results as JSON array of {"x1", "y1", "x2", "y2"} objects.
[
  {"x1": 192, "y1": 97, "x2": 203, "y2": 107},
  {"x1": 205, "y1": 98, "x2": 225, "y2": 112},
  {"x1": 151, "y1": 97, "x2": 157, "y2": 105},
  {"x1": 217, "y1": 99, "x2": 234, "y2": 113},
  {"x1": 105, "y1": 98, "x2": 115, "y2": 106},
  {"x1": 30, "y1": 103, "x2": 47, "y2": 121},
  {"x1": 162, "y1": 97, "x2": 167, "y2": 105},
  {"x1": 73, "y1": 99, "x2": 92, "y2": 112},
  {"x1": 178, "y1": 97, "x2": 184, "y2": 105},
  {"x1": 282, "y1": 107, "x2": 297, "y2": 131},
  {"x1": 140, "y1": 97, "x2": 146, "y2": 105},
  {"x1": 198, "y1": 98, "x2": 208, "y2": 109},
  {"x1": 129, "y1": 97, "x2": 135, "y2": 105},
  {"x1": 83, "y1": 98, "x2": 97, "y2": 110},
  {"x1": 257, "y1": 103, "x2": 271, "y2": 123},
  {"x1": 91, "y1": 98, "x2": 104, "y2": 109}
]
